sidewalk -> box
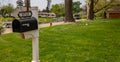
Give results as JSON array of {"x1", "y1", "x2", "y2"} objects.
[
  {"x1": 2, "y1": 21, "x2": 70, "y2": 34},
  {"x1": 2, "y1": 19, "x2": 83, "y2": 34},
  {"x1": 39, "y1": 21, "x2": 74, "y2": 28}
]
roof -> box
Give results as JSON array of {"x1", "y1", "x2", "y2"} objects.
[
  {"x1": 107, "y1": 7, "x2": 120, "y2": 13},
  {"x1": 107, "y1": 7, "x2": 120, "y2": 12}
]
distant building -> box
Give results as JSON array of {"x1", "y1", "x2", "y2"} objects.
[
  {"x1": 38, "y1": 11, "x2": 56, "y2": 18},
  {"x1": 106, "y1": 7, "x2": 120, "y2": 18}
]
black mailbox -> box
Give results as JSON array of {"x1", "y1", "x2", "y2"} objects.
[{"x1": 12, "y1": 17, "x2": 38, "y2": 33}]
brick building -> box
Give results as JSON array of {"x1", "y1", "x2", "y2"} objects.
[{"x1": 106, "y1": 7, "x2": 120, "y2": 18}]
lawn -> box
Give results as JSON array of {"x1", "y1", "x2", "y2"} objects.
[
  {"x1": 0, "y1": 17, "x2": 14, "y2": 22},
  {"x1": 0, "y1": 17, "x2": 53, "y2": 23},
  {"x1": 38, "y1": 18, "x2": 53, "y2": 23},
  {"x1": 0, "y1": 18, "x2": 120, "y2": 62}
]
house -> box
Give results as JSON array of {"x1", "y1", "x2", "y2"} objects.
[
  {"x1": 106, "y1": 7, "x2": 120, "y2": 18},
  {"x1": 38, "y1": 11, "x2": 56, "y2": 18}
]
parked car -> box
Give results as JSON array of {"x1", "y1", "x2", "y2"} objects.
[
  {"x1": 39, "y1": 13, "x2": 56, "y2": 18},
  {"x1": 73, "y1": 14, "x2": 81, "y2": 20},
  {"x1": 4, "y1": 22, "x2": 12, "y2": 28}
]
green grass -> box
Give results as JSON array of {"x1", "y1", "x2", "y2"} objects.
[
  {"x1": 0, "y1": 18, "x2": 120, "y2": 62},
  {"x1": 38, "y1": 18, "x2": 53, "y2": 23},
  {"x1": 0, "y1": 17, "x2": 14, "y2": 22},
  {"x1": 0, "y1": 17, "x2": 53, "y2": 23}
]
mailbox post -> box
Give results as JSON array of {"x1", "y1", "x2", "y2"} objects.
[
  {"x1": 12, "y1": 17, "x2": 40, "y2": 62},
  {"x1": 23, "y1": 30, "x2": 39, "y2": 62}
]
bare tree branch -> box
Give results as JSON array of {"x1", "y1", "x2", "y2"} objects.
[
  {"x1": 94, "y1": 0, "x2": 114, "y2": 13},
  {"x1": 94, "y1": 0, "x2": 99, "y2": 6}
]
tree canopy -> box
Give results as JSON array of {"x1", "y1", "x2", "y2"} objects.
[
  {"x1": 50, "y1": 4, "x2": 65, "y2": 17},
  {"x1": 50, "y1": 1, "x2": 82, "y2": 17},
  {"x1": 0, "y1": 3, "x2": 14, "y2": 17},
  {"x1": 87, "y1": 0, "x2": 120, "y2": 20},
  {"x1": 72, "y1": 1, "x2": 82, "y2": 13}
]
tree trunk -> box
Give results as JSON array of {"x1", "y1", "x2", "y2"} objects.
[
  {"x1": 65, "y1": 0, "x2": 75, "y2": 22},
  {"x1": 46, "y1": 0, "x2": 51, "y2": 13},
  {"x1": 87, "y1": 0, "x2": 94, "y2": 20},
  {"x1": 103, "y1": 11, "x2": 107, "y2": 19}
]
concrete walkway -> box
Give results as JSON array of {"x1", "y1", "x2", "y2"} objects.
[
  {"x1": 38, "y1": 21, "x2": 74, "y2": 28},
  {"x1": 2, "y1": 19, "x2": 86, "y2": 34},
  {"x1": 2, "y1": 21, "x2": 77, "y2": 34}
]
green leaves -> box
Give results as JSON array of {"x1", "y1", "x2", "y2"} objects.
[
  {"x1": 50, "y1": 4, "x2": 65, "y2": 17},
  {"x1": 0, "y1": 3, "x2": 14, "y2": 16},
  {"x1": 50, "y1": 1, "x2": 82, "y2": 17},
  {"x1": 72, "y1": 1, "x2": 82, "y2": 13}
]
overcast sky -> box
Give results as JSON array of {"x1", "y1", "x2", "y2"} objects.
[{"x1": 0, "y1": 0, "x2": 85, "y2": 10}]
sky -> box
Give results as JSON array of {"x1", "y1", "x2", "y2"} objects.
[{"x1": 0, "y1": 0, "x2": 85, "y2": 10}]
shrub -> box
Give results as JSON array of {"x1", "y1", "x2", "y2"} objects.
[
  {"x1": 81, "y1": 14, "x2": 87, "y2": 19},
  {"x1": 38, "y1": 18, "x2": 53, "y2": 23},
  {"x1": 5, "y1": 18, "x2": 14, "y2": 21},
  {"x1": 0, "y1": 22, "x2": 4, "y2": 35},
  {"x1": 0, "y1": 17, "x2": 14, "y2": 21}
]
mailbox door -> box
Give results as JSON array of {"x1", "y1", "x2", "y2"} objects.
[{"x1": 12, "y1": 19, "x2": 21, "y2": 32}]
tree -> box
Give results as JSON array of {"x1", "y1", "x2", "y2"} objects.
[
  {"x1": 87, "y1": 0, "x2": 94, "y2": 20},
  {"x1": 0, "y1": 22, "x2": 4, "y2": 35},
  {"x1": 65, "y1": 0, "x2": 75, "y2": 22},
  {"x1": 50, "y1": 1, "x2": 82, "y2": 17},
  {"x1": 0, "y1": 9, "x2": 6, "y2": 16},
  {"x1": 94, "y1": 0, "x2": 113, "y2": 13},
  {"x1": 87, "y1": 0, "x2": 116, "y2": 20},
  {"x1": 50, "y1": 4, "x2": 65, "y2": 17},
  {"x1": 46, "y1": 0, "x2": 51, "y2": 12},
  {"x1": 0, "y1": 3, "x2": 14, "y2": 16},
  {"x1": 72, "y1": 1, "x2": 82, "y2": 14},
  {"x1": 6, "y1": 3, "x2": 14, "y2": 16}
]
